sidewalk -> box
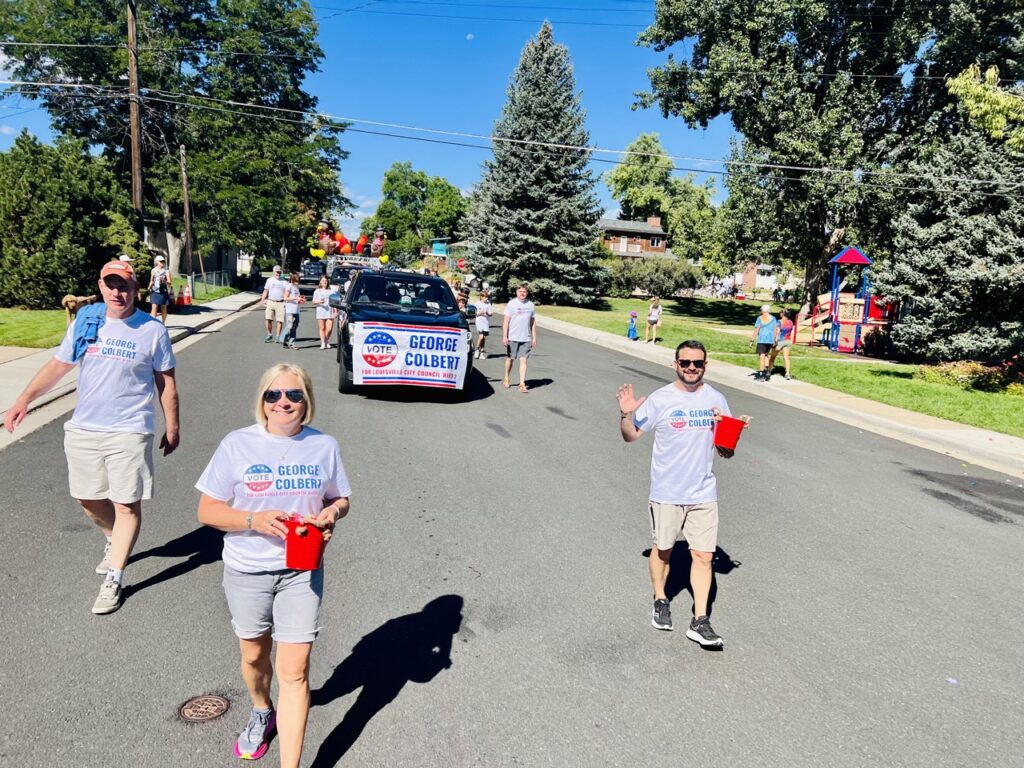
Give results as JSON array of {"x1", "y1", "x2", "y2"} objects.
[
  {"x1": 0, "y1": 292, "x2": 262, "y2": 419},
  {"x1": 531, "y1": 312, "x2": 1024, "y2": 481}
]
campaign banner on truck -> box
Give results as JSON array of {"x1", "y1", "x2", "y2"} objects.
[{"x1": 352, "y1": 321, "x2": 469, "y2": 389}]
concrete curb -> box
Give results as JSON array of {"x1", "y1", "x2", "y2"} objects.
[
  {"x1": 530, "y1": 311, "x2": 1024, "y2": 480},
  {"x1": 0, "y1": 293, "x2": 263, "y2": 419}
]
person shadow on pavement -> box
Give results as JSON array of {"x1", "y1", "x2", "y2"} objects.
[
  {"x1": 122, "y1": 526, "x2": 223, "y2": 602},
  {"x1": 641, "y1": 544, "x2": 741, "y2": 618},
  {"x1": 308, "y1": 594, "x2": 464, "y2": 768}
]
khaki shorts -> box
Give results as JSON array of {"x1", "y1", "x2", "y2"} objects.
[
  {"x1": 649, "y1": 500, "x2": 718, "y2": 552},
  {"x1": 775, "y1": 339, "x2": 793, "y2": 350},
  {"x1": 64, "y1": 427, "x2": 154, "y2": 504},
  {"x1": 265, "y1": 300, "x2": 285, "y2": 324}
]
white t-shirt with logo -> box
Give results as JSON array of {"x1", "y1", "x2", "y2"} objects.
[
  {"x1": 648, "y1": 305, "x2": 662, "y2": 323},
  {"x1": 474, "y1": 299, "x2": 492, "y2": 333},
  {"x1": 284, "y1": 283, "x2": 301, "y2": 315},
  {"x1": 264, "y1": 276, "x2": 288, "y2": 301},
  {"x1": 633, "y1": 382, "x2": 731, "y2": 505},
  {"x1": 195, "y1": 424, "x2": 352, "y2": 573},
  {"x1": 56, "y1": 309, "x2": 175, "y2": 434},
  {"x1": 505, "y1": 298, "x2": 535, "y2": 342},
  {"x1": 313, "y1": 288, "x2": 333, "y2": 320}
]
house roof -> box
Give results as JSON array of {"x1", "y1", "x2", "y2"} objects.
[{"x1": 598, "y1": 218, "x2": 665, "y2": 236}]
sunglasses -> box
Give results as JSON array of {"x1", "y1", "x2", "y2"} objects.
[
  {"x1": 263, "y1": 388, "x2": 305, "y2": 404},
  {"x1": 675, "y1": 359, "x2": 706, "y2": 369}
]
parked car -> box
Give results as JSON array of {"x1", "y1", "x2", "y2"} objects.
[
  {"x1": 328, "y1": 271, "x2": 476, "y2": 394},
  {"x1": 300, "y1": 259, "x2": 327, "y2": 288}
]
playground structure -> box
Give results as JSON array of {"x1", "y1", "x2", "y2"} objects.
[{"x1": 794, "y1": 246, "x2": 896, "y2": 353}]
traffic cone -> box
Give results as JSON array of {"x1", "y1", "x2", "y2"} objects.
[
  {"x1": 176, "y1": 285, "x2": 185, "y2": 306},
  {"x1": 183, "y1": 283, "x2": 192, "y2": 305}
]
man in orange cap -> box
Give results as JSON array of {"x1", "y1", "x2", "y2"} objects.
[{"x1": 4, "y1": 260, "x2": 180, "y2": 615}]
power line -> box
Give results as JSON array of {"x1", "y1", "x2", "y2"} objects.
[
  {"x1": 314, "y1": 1, "x2": 652, "y2": 11},
  {"x1": 142, "y1": 87, "x2": 1021, "y2": 190},
  {"x1": 141, "y1": 90, "x2": 1023, "y2": 199}
]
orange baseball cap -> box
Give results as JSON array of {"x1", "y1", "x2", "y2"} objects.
[{"x1": 100, "y1": 261, "x2": 136, "y2": 280}]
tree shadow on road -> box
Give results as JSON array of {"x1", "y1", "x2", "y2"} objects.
[
  {"x1": 641, "y1": 544, "x2": 741, "y2": 618},
  {"x1": 308, "y1": 595, "x2": 464, "y2": 768},
  {"x1": 123, "y1": 526, "x2": 223, "y2": 601}
]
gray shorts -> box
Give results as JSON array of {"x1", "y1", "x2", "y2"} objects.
[
  {"x1": 222, "y1": 566, "x2": 323, "y2": 644},
  {"x1": 507, "y1": 340, "x2": 532, "y2": 359}
]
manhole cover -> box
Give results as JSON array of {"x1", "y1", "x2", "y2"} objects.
[{"x1": 179, "y1": 695, "x2": 230, "y2": 723}]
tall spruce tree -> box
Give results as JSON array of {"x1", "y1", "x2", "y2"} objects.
[
  {"x1": 465, "y1": 22, "x2": 603, "y2": 304},
  {"x1": 871, "y1": 129, "x2": 1024, "y2": 364}
]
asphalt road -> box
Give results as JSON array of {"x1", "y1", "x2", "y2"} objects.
[{"x1": 1, "y1": 305, "x2": 1021, "y2": 768}]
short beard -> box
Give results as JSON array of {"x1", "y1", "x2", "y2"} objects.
[{"x1": 675, "y1": 368, "x2": 704, "y2": 388}]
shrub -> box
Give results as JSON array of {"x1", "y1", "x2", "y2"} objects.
[{"x1": 915, "y1": 361, "x2": 1010, "y2": 392}]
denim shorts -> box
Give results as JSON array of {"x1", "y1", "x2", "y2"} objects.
[{"x1": 222, "y1": 566, "x2": 324, "y2": 644}]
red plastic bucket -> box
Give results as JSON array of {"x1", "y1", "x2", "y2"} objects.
[
  {"x1": 713, "y1": 415, "x2": 747, "y2": 450},
  {"x1": 283, "y1": 518, "x2": 325, "y2": 571}
]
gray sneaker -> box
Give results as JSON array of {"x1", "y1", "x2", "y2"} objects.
[
  {"x1": 92, "y1": 579, "x2": 122, "y2": 615},
  {"x1": 686, "y1": 615, "x2": 724, "y2": 647},
  {"x1": 651, "y1": 599, "x2": 673, "y2": 631},
  {"x1": 234, "y1": 708, "x2": 276, "y2": 760},
  {"x1": 95, "y1": 541, "x2": 112, "y2": 574}
]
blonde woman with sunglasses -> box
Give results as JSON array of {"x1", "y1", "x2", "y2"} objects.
[{"x1": 196, "y1": 363, "x2": 351, "y2": 767}]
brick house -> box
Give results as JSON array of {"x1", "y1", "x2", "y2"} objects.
[{"x1": 598, "y1": 216, "x2": 670, "y2": 258}]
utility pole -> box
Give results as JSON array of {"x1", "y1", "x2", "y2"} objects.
[
  {"x1": 179, "y1": 144, "x2": 193, "y2": 276},
  {"x1": 126, "y1": 1, "x2": 144, "y2": 239}
]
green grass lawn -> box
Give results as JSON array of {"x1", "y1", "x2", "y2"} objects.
[
  {"x1": 537, "y1": 298, "x2": 1024, "y2": 438},
  {"x1": 0, "y1": 308, "x2": 69, "y2": 348}
]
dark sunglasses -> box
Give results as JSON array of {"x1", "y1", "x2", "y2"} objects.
[
  {"x1": 263, "y1": 388, "x2": 305, "y2": 404},
  {"x1": 675, "y1": 359, "x2": 706, "y2": 369}
]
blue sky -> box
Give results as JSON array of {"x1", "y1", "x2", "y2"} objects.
[{"x1": 0, "y1": 1, "x2": 736, "y2": 239}]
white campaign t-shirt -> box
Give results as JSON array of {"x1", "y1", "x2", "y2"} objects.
[
  {"x1": 284, "y1": 283, "x2": 301, "y2": 315},
  {"x1": 474, "y1": 299, "x2": 492, "y2": 332},
  {"x1": 56, "y1": 309, "x2": 175, "y2": 434},
  {"x1": 195, "y1": 424, "x2": 352, "y2": 573},
  {"x1": 505, "y1": 298, "x2": 535, "y2": 342},
  {"x1": 633, "y1": 382, "x2": 731, "y2": 505},
  {"x1": 313, "y1": 288, "x2": 333, "y2": 320},
  {"x1": 264, "y1": 276, "x2": 288, "y2": 301}
]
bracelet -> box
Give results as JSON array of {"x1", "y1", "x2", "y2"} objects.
[
  {"x1": 620, "y1": 411, "x2": 633, "y2": 419},
  {"x1": 245, "y1": 513, "x2": 254, "y2": 530}
]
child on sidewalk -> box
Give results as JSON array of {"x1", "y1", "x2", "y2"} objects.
[{"x1": 627, "y1": 311, "x2": 639, "y2": 341}]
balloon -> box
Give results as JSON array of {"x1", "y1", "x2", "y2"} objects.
[
  {"x1": 356, "y1": 234, "x2": 368, "y2": 249},
  {"x1": 334, "y1": 231, "x2": 349, "y2": 247},
  {"x1": 340, "y1": 244, "x2": 352, "y2": 254},
  {"x1": 380, "y1": 254, "x2": 389, "y2": 264},
  {"x1": 309, "y1": 247, "x2": 325, "y2": 258}
]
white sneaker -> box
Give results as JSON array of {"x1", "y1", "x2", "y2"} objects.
[
  {"x1": 473, "y1": 350, "x2": 480, "y2": 359},
  {"x1": 480, "y1": 351, "x2": 488, "y2": 359},
  {"x1": 96, "y1": 541, "x2": 112, "y2": 574},
  {"x1": 92, "y1": 579, "x2": 123, "y2": 615},
  {"x1": 320, "y1": 342, "x2": 326, "y2": 349}
]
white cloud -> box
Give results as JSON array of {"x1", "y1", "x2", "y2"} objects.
[
  {"x1": 0, "y1": 125, "x2": 17, "y2": 136},
  {"x1": 466, "y1": 33, "x2": 475, "y2": 42}
]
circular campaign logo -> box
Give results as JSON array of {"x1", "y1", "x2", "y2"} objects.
[
  {"x1": 243, "y1": 464, "x2": 274, "y2": 493},
  {"x1": 362, "y1": 330, "x2": 398, "y2": 367},
  {"x1": 668, "y1": 409, "x2": 688, "y2": 429}
]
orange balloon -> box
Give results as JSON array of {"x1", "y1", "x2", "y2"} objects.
[{"x1": 340, "y1": 244, "x2": 352, "y2": 254}]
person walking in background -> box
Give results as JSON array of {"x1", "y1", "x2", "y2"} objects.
[
  {"x1": 474, "y1": 289, "x2": 493, "y2": 358},
  {"x1": 749, "y1": 304, "x2": 779, "y2": 381},
  {"x1": 312, "y1": 275, "x2": 335, "y2": 350},
  {"x1": 644, "y1": 297, "x2": 662, "y2": 343},
  {"x1": 261, "y1": 265, "x2": 289, "y2": 343},
  {"x1": 197, "y1": 363, "x2": 350, "y2": 767},
  {"x1": 148, "y1": 255, "x2": 171, "y2": 324},
  {"x1": 282, "y1": 272, "x2": 302, "y2": 348},
  {"x1": 502, "y1": 282, "x2": 537, "y2": 393},
  {"x1": 616, "y1": 340, "x2": 734, "y2": 647},
  {"x1": 627, "y1": 310, "x2": 639, "y2": 341},
  {"x1": 4, "y1": 260, "x2": 179, "y2": 615},
  {"x1": 769, "y1": 308, "x2": 795, "y2": 380}
]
